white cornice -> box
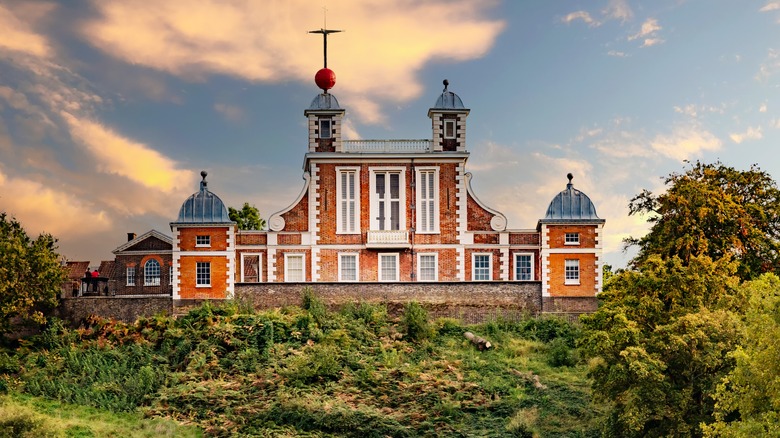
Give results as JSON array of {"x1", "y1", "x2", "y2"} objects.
[{"x1": 268, "y1": 172, "x2": 311, "y2": 231}]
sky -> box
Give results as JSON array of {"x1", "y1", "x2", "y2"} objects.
[{"x1": 1, "y1": 0, "x2": 779, "y2": 270}]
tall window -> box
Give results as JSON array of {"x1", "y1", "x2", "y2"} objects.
[
  {"x1": 418, "y1": 254, "x2": 437, "y2": 282},
  {"x1": 339, "y1": 253, "x2": 358, "y2": 282},
  {"x1": 144, "y1": 259, "x2": 161, "y2": 286},
  {"x1": 169, "y1": 265, "x2": 173, "y2": 286},
  {"x1": 565, "y1": 233, "x2": 580, "y2": 245},
  {"x1": 242, "y1": 254, "x2": 261, "y2": 283},
  {"x1": 379, "y1": 254, "x2": 399, "y2": 282},
  {"x1": 514, "y1": 253, "x2": 533, "y2": 281},
  {"x1": 371, "y1": 170, "x2": 404, "y2": 231},
  {"x1": 473, "y1": 254, "x2": 492, "y2": 281},
  {"x1": 285, "y1": 254, "x2": 305, "y2": 282},
  {"x1": 126, "y1": 266, "x2": 135, "y2": 286},
  {"x1": 196, "y1": 262, "x2": 211, "y2": 286},
  {"x1": 337, "y1": 168, "x2": 359, "y2": 233},
  {"x1": 196, "y1": 235, "x2": 210, "y2": 247},
  {"x1": 565, "y1": 259, "x2": 580, "y2": 285},
  {"x1": 320, "y1": 119, "x2": 332, "y2": 139},
  {"x1": 416, "y1": 168, "x2": 439, "y2": 233},
  {"x1": 444, "y1": 119, "x2": 456, "y2": 139}
]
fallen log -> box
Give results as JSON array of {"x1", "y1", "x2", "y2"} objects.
[{"x1": 464, "y1": 331, "x2": 492, "y2": 350}]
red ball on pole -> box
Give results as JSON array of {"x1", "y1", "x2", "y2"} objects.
[{"x1": 315, "y1": 68, "x2": 336, "y2": 91}]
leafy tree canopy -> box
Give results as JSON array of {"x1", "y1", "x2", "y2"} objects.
[
  {"x1": 626, "y1": 161, "x2": 780, "y2": 280},
  {"x1": 0, "y1": 213, "x2": 66, "y2": 333},
  {"x1": 228, "y1": 203, "x2": 266, "y2": 230},
  {"x1": 580, "y1": 255, "x2": 746, "y2": 437}
]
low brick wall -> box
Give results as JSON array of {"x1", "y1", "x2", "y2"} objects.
[
  {"x1": 234, "y1": 282, "x2": 543, "y2": 324},
  {"x1": 542, "y1": 296, "x2": 599, "y2": 313},
  {"x1": 57, "y1": 296, "x2": 173, "y2": 325}
]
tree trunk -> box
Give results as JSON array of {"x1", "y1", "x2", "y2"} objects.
[{"x1": 464, "y1": 332, "x2": 492, "y2": 350}]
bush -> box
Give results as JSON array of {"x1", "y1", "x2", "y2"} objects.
[
  {"x1": 301, "y1": 287, "x2": 328, "y2": 324},
  {"x1": 519, "y1": 316, "x2": 580, "y2": 346},
  {"x1": 546, "y1": 337, "x2": 578, "y2": 367},
  {"x1": 400, "y1": 302, "x2": 433, "y2": 342}
]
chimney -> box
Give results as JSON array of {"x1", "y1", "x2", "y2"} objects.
[{"x1": 127, "y1": 232, "x2": 136, "y2": 242}]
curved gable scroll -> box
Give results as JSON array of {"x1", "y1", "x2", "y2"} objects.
[
  {"x1": 268, "y1": 172, "x2": 311, "y2": 231},
  {"x1": 465, "y1": 172, "x2": 507, "y2": 232}
]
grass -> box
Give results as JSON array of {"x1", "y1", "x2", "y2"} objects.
[{"x1": 0, "y1": 297, "x2": 605, "y2": 436}]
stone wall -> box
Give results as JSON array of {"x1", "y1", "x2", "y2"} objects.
[
  {"x1": 233, "y1": 281, "x2": 544, "y2": 324},
  {"x1": 57, "y1": 296, "x2": 173, "y2": 325}
]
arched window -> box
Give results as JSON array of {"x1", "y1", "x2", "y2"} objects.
[{"x1": 144, "y1": 259, "x2": 161, "y2": 286}]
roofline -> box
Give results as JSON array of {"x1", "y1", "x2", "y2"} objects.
[
  {"x1": 170, "y1": 222, "x2": 236, "y2": 228},
  {"x1": 112, "y1": 229, "x2": 172, "y2": 254},
  {"x1": 427, "y1": 108, "x2": 471, "y2": 117}
]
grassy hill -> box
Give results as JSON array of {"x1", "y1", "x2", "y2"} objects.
[{"x1": 0, "y1": 293, "x2": 603, "y2": 437}]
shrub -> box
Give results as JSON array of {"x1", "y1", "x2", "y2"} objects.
[
  {"x1": 301, "y1": 287, "x2": 328, "y2": 324},
  {"x1": 546, "y1": 337, "x2": 578, "y2": 367},
  {"x1": 400, "y1": 302, "x2": 433, "y2": 342}
]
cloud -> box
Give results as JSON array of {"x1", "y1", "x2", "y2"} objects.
[
  {"x1": 214, "y1": 103, "x2": 245, "y2": 122},
  {"x1": 760, "y1": 2, "x2": 780, "y2": 12},
  {"x1": 0, "y1": 3, "x2": 54, "y2": 58},
  {"x1": 61, "y1": 112, "x2": 195, "y2": 193},
  {"x1": 650, "y1": 125, "x2": 721, "y2": 161},
  {"x1": 760, "y1": 102, "x2": 768, "y2": 112},
  {"x1": 756, "y1": 48, "x2": 780, "y2": 81},
  {"x1": 607, "y1": 50, "x2": 628, "y2": 57},
  {"x1": 628, "y1": 18, "x2": 663, "y2": 47},
  {"x1": 561, "y1": 11, "x2": 599, "y2": 27},
  {"x1": 80, "y1": 0, "x2": 505, "y2": 124},
  {"x1": 729, "y1": 126, "x2": 763, "y2": 143},
  {"x1": 603, "y1": 0, "x2": 634, "y2": 22},
  {"x1": 640, "y1": 38, "x2": 664, "y2": 48}
]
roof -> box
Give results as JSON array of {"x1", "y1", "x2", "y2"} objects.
[
  {"x1": 173, "y1": 171, "x2": 232, "y2": 224},
  {"x1": 308, "y1": 93, "x2": 342, "y2": 110},
  {"x1": 64, "y1": 261, "x2": 90, "y2": 280},
  {"x1": 540, "y1": 174, "x2": 604, "y2": 223},
  {"x1": 97, "y1": 260, "x2": 117, "y2": 278},
  {"x1": 432, "y1": 79, "x2": 466, "y2": 110},
  {"x1": 113, "y1": 230, "x2": 172, "y2": 254}
]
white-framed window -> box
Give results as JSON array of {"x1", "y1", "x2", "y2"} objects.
[
  {"x1": 242, "y1": 253, "x2": 262, "y2": 283},
  {"x1": 416, "y1": 168, "x2": 439, "y2": 234},
  {"x1": 565, "y1": 233, "x2": 580, "y2": 245},
  {"x1": 370, "y1": 168, "x2": 405, "y2": 231},
  {"x1": 169, "y1": 265, "x2": 173, "y2": 286},
  {"x1": 565, "y1": 259, "x2": 580, "y2": 285},
  {"x1": 196, "y1": 262, "x2": 211, "y2": 287},
  {"x1": 473, "y1": 253, "x2": 492, "y2": 281},
  {"x1": 514, "y1": 253, "x2": 534, "y2": 281},
  {"x1": 196, "y1": 235, "x2": 211, "y2": 247},
  {"x1": 338, "y1": 253, "x2": 359, "y2": 282},
  {"x1": 285, "y1": 254, "x2": 305, "y2": 282},
  {"x1": 126, "y1": 266, "x2": 135, "y2": 286},
  {"x1": 337, "y1": 167, "x2": 360, "y2": 234},
  {"x1": 319, "y1": 119, "x2": 332, "y2": 139},
  {"x1": 444, "y1": 119, "x2": 456, "y2": 139},
  {"x1": 417, "y1": 253, "x2": 438, "y2": 282},
  {"x1": 378, "y1": 253, "x2": 399, "y2": 282},
  {"x1": 144, "y1": 259, "x2": 161, "y2": 286}
]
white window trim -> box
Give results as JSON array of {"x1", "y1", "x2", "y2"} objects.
[
  {"x1": 319, "y1": 118, "x2": 332, "y2": 139},
  {"x1": 378, "y1": 253, "x2": 400, "y2": 282},
  {"x1": 169, "y1": 265, "x2": 173, "y2": 286},
  {"x1": 126, "y1": 266, "x2": 135, "y2": 286},
  {"x1": 336, "y1": 167, "x2": 361, "y2": 234},
  {"x1": 472, "y1": 253, "x2": 493, "y2": 281},
  {"x1": 417, "y1": 253, "x2": 438, "y2": 282},
  {"x1": 415, "y1": 167, "x2": 440, "y2": 234},
  {"x1": 143, "y1": 259, "x2": 161, "y2": 286},
  {"x1": 284, "y1": 253, "x2": 306, "y2": 282},
  {"x1": 564, "y1": 232, "x2": 580, "y2": 246},
  {"x1": 241, "y1": 253, "x2": 263, "y2": 283},
  {"x1": 514, "y1": 252, "x2": 534, "y2": 281},
  {"x1": 195, "y1": 235, "x2": 211, "y2": 248},
  {"x1": 196, "y1": 262, "x2": 211, "y2": 288},
  {"x1": 565, "y1": 259, "x2": 580, "y2": 285},
  {"x1": 338, "y1": 253, "x2": 359, "y2": 282},
  {"x1": 443, "y1": 119, "x2": 456, "y2": 139},
  {"x1": 369, "y1": 167, "x2": 406, "y2": 232}
]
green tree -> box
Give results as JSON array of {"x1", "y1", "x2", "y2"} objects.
[
  {"x1": 580, "y1": 255, "x2": 746, "y2": 437},
  {"x1": 704, "y1": 274, "x2": 780, "y2": 437},
  {"x1": 0, "y1": 213, "x2": 66, "y2": 334},
  {"x1": 228, "y1": 203, "x2": 266, "y2": 230},
  {"x1": 626, "y1": 161, "x2": 780, "y2": 280}
]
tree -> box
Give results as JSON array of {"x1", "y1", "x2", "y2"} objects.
[
  {"x1": 580, "y1": 255, "x2": 746, "y2": 436},
  {"x1": 229, "y1": 203, "x2": 266, "y2": 230},
  {"x1": 0, "y1": 213, "x2": 66, "y2": 334},
  {"x1": 626, "y1": 161, "x2": 780, "y2": 280},
  {"x1": 703, "y1": 274, "x2": 780, "y2": 437}
]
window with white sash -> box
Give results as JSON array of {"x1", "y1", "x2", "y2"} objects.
[
  {"x1": 337, "y1": 168, "x2": 360, "y2": 234},
  {"x1": 339, "y1": 253, "x2": 358, "y2": 282},
  {"x1": 370, "y1": 169, "x2": 405, "y2": 231},
  {"x1": 565, "y1": 259, "x2": 580, "y2": 285},
  {"x1": 417, "y1": 253, "x2": 437, "y2": 281},
  {"x1": 378, "y1": 253, "x2": 399, "y2": 282},
  {"x1": 473, "y1": 254, "x2": 492, "y2": 281},
  {"x1": 285, "y1": 254, "x2": 305, "y2": 282},
  {"x1": 242, "y1": 253, "x2": 262, "y2": 283},
  {"x1": 514, "y1": 253, "x2": 533, "y2": 281},
  {"x1": 416, "y1": 168, "x2": 439, "y2": 233}
]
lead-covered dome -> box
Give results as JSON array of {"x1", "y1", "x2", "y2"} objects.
[
  {"x1": 309, "y1": 93, "x2": 342, "y2": 110},
  {"x1": 174, "y1": 171, "x2": 232, "y2": 224},
  {"x1": 541, "y1": 174, "x2": 603, "y2": 222},
  {"x1": 432, "y1": 79, "x2": 465, "y2": 109}
]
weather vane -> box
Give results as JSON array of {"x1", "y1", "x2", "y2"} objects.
[{"x1": 309, "y1": 6, "x2": 343, "y2": 93}]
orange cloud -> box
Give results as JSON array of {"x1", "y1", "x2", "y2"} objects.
[
  {"x1": 0, "y1": 3, "x2": 55, "y2": 58},
  {"x1": 81, "y1": 0, "x2": 504, "y2": 123}
]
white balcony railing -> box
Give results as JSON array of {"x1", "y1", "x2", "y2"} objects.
[
  {"x1": 343, "y1": 139, "x2": 432, "y2": 153},
  {"x1": 366, "y1": 230, "x2": 411, "y2": 247}
]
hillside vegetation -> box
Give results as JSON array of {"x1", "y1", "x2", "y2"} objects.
[{"x1": 0, "y1": 293, "x2": 601, "y2": 437}]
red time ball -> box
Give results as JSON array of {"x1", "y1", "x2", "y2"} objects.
[{"x1": 315, "y1": 68, "x2": 336, "y2": 91}]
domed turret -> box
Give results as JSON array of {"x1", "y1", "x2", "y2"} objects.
[
  {"x1": 428, "y1": 80, "x2": 470, "y2": 152},
  {"x1": 541, "y1": 174, "x2": 602, "y2": 222},
  {"x1": 432, "y1": 79, "x2": 466, "y2": 109},
  {"x1": 174, "y1": 171, "x2": 232, "y2": 224}
]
